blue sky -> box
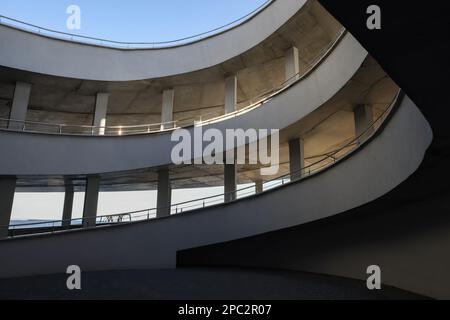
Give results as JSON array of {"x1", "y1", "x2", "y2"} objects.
[
  {"x1": 1, "y1": 0, "x2": 267, "y2": 220},
  {"x1": 0, "y1": 0, "x2": 268, "y2": 42}
]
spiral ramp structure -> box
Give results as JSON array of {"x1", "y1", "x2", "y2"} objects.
[{"x1": 0, "y1": 0, "x2": 443, "y2": 299}]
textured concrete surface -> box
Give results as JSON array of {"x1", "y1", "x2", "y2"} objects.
[
  {"x1": 0, "y1": 95, "x2": 432, "y2": 279},
  {"x1": 0, "y1": 0, "x2": 340, "y2": 128},
  {"x1": 0, "y1": 268, "x2": 428, "y2": 300},
  {"x1": 0, "y1": 32, "x2": 368, "y2": 180},
  {"x1": 10, "y1": 57, "x2": 398, "y2": 192}
]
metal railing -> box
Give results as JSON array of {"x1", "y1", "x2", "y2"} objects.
[
  {"x1": 0, "y1": 1, "x2": 274, "y2": 49},
  {"x1": 4, "y1": 90, "x2": 402, "y2": 237},
  {"x1": 0, "y1": 28, "x2": 347, "y2": 136}
]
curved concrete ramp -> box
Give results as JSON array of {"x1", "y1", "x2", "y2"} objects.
[
  {"x1": 0, "y1": 32, "x2": 367, "y2": 176},
  {"x1": 0, "y1": 94, "x2": 432, "y2": 278},
  {"x1": 0, "y1": 0, "x2": 305, "y2": 81}
]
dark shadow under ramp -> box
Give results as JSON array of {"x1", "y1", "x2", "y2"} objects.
[
  {"x1": 177, "y1": 0, "x2": 450, "y2": 299},
  {"x1": 0, "y1": 268, "x2": 427, "y2": 300}
]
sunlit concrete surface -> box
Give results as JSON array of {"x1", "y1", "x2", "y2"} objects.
[
  {"x1": 0, "y1": 32, "x2": 368, "y2": 177},
  {"x1": 10, "y1": 56, "x2": 399, "y2": 192},
  {"x1": 0, "y1": 0, "x2": 311, "y2": 81},
  {"x1": 0, "y1": 1, "x2": 340, "y2": 129}
]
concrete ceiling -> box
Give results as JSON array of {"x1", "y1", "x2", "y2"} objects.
[
  {"x1": 0, "y1": 0, "x2": 342, "y2": 128},
  {"x1": 15, "y1": 56, "x2": 399, "y2": 192}
]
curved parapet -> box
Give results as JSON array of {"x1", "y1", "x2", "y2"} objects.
[
  {"x1": 0, "y1": 0, "x2": 306, "y2": 81},
  {"x1": 0, "y1": 32, "x2": 367, "y2": 176},
  {"x1": 0, "y1": 94, "x2": 433, "y2": 278}
]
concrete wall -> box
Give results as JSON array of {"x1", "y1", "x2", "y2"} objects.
[
  {"x1": 0, "y1": 95, "x2": 433, "y2": 279},
  {"x1": 0, "y1": 0, "x2": 305, "y2": 81},
  {"x1": 0, "y1": 33, "x2": 367, "y2": 176}
]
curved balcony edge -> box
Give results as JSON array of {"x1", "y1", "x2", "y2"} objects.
[
  {"x1": 0, "y1": 29, "x2": 347, "y2": 137},
  {"x1": 0, "y1": 94, "x2": 433, "y2": 278},
  {"x1": 0, "y1": 0, "x2": 305, "y2": 81},
  {"x1": 0, "y1": 32, "x2": 368, "y2": 176}
]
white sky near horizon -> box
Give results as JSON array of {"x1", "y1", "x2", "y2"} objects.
[{"x1": 11, "y1": 184, "x2": 261, "y2": 221}]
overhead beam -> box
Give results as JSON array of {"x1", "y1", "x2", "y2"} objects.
[
  {"x1": 9, "y1": 82, "x2": 31, "y2": 130},
  {"x1": 225, "y1": 75, "x2": 237, "y2": 114},
  {"x1": 62, "y1": 184, "x2": 74, "y2": 227},
  {"x1": 224, "y1": 163, "x2": 237, "y2": 202},
  {"x1": 289, "y1": 138, "x2": 305, "y2": 181},
  {"x1": 285, "y1": 46, "x2": 300, "y2": 85},
  {"x1": 161, "y1": 89, "x2": 175, "y2": 130},
  {"x1": 354, "y1": 104, "x2": 374, "y2": 144},
  {"x1": 82, "y1": 176, "x2": 100, "y2": 228},
  {"x1": 0, "y1": 178, "x2": 16, "y2": 238},
  {"x1": 157, "y1": 168, "x2": 172, "y2": 217},
  {"x1": 93, "y1": 93, "x2": 109, "y2": 135}
]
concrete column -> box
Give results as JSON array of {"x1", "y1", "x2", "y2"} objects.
[
  {"x1": 255, "y1": 180, "x2": 264, "y2": 194},
  {"x1": 285, "y1": 47, "x2": 300, "y2": 85},
  {"x1": 8, "y1": 82, "x2": 31, "y2": 130},
  {"x1": 289, "y1": 138, "x2": 305, "y2": 181},
  {"x1": 161, "y1": 89, "x2": 175, "y2": 130},
  {"x1": 82, "y1": 176, "x2": 100, "y2": 228},
  {"x1": 93, "y1": 93, "x2": 109, "y2": 135},
  {"x1": 224, "y1": 163, "x2": 237, "y2": 203},
  {"x1": 0, "y1": 178, "x2": 16, "y2": 238},
  {"x1": 354, "y1": 104, "x2": 374, "y2": 143},
  {"x1": 62, "y1": 185, "x2": 74, "y2": 228},
  {"x1": 157, "y1": 168, "x2": 172, "y2": 217},
  {"x1": 225, "y1": 75, "x2": 237, "y2": 114}
]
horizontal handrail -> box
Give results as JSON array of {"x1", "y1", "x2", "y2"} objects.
[
  {"x1": 4, "y1": 90, "x2": 401, "y2": 235},
  {"x1": 0, "y1": 1, "x2": 274, "y2": 49},
  {"x1": 0, "y1": 28, "x2": 347, "y2": 137}
]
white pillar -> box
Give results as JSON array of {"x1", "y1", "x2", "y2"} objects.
[
  {"x1": 285, "y1": 47, "x2": 300, "y2": 85},
  {"x1": 62, "y1": 185, "x2": 74, "y2": 228},
  {"x1": 82, "y1": 176, "x2": 100, "y2": 228},
  {"x1": 93, "y1": 93, "x2": 109, "y2": 135},
  {"x1": 161, "y1": 89, "x2": 175, "y2": 130},
  {"x1": 289, "y1": 138, "x2": 305, "y2": 181},
  {"x1": 224, "y1": 163, "x2": 237, "y2": 202},
  {"x1": 0, "y1": 178, "x2": 16, "y2": 238},
  {"x1": 225, "y1": 75, "x2": 237, "y2": 114},
  {"x1": 9, "y1": 82, "x2": 31, "y2": 130},
  {"x1": 157, "y1": 168, "x2": 172, "y2": 217},
  {"x1": 354, "y1": 104, "x2": 374, "y2": 143}
]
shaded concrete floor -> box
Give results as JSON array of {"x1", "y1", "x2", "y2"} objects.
[{"x1": 0, "y1": 268, "x2": 427, "y2": 300}]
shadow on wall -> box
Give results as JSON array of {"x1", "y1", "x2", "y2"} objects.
[
  {"x1": 179, "y1": 0, "x2": 450, "y2": 300},
  {"x1": 177, "y1": 115, "x2": 450, "y2": 300}
]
